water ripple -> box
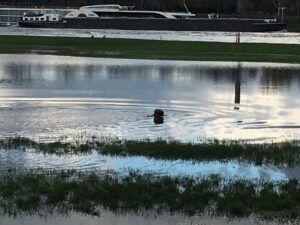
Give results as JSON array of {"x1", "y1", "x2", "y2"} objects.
[{"x1": 0, "y1": 149, "x2": 290, "y2": 181}]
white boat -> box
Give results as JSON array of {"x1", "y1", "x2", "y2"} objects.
[{"x1": 19, "y1": 4, "x2": 287, "y2": 32}]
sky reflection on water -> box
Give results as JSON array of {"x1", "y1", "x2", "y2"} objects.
[
  {"x1": 0, "y1": 54, "x2": 299, "y2": 142},
  {"x1": 0, "y1": 148, "x2": 290, "y2": 181},
  {"x1": 1, "y1": 209, "x2": 290, "y2": 225}
]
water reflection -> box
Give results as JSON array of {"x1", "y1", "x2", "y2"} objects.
[
  {"x1": 0, "y1": 149, "x2": 290, "y2": 181},
  {"x1": 0, "y1": 54, "x2": 300, "y2": 141},
  {"x1": 0, "y1": 210, "x2": 294, "y2": 225}
]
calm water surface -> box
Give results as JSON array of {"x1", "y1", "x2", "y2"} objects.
[
  {"x1": 0, "y1": 54, "x2": 299, "y2": 142},
  {"x1": 1, "y1": 210, "x2": 294, "y2": 225},
  {"x1": 0, "y1": 148, "x2": 289, "y2": 181},
  {"x1": 0, "y1": 54, "x2": 300, "y2": 181}
]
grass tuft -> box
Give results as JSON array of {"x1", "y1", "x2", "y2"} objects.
[
  {"x1": 0, "y1": 171, "x2": 299, "y2": 221},
  {"x1": 1, "y1": 137, "x2": 300, "y2": 166}
]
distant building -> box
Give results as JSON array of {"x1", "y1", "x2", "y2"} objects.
[{"x1": 0, "y1": 6, "x2": 71, "y2": 25}]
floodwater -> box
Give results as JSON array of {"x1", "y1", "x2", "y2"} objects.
[
  {"x1": 1, "y1": 54, "x2": 300, "y2": 224},
  {"x1": 0, "y1": 149, "x2": 290, "y2": 181},
  {"x1": 1, "y1": 210, "x2": 296, "y2": 225},
  {"x1": 0, "y1": 54, "x2": 300, "y2": 142},
  {"x1": 0, "y1": 53, "x2": 300, "y2": 182},
  {"x1": 1, "y1": 26, "x2": 300, "y2": 44}
]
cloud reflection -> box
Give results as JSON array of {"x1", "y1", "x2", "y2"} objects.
[{"x1": 0, "y1": 55, "x2": 299, "y2": 142}]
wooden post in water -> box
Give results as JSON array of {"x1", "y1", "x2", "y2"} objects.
[{"x1": 234, "y1": 65, "x2": 241, "y2": 110}]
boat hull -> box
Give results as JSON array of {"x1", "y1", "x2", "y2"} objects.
[{"x1": 18, "y1": 18, "x2": 287, "y2": 32}]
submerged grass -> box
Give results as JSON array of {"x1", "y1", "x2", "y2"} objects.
[
  {"x1": 1, "y1": 35, "x2": 300, "y2": 63},
  {"x1": 0, "y1": 170, "x2": 299, "y2": 221},
  {"x1": 1, "y1": 137, "x2": 300, "y2": 166}
]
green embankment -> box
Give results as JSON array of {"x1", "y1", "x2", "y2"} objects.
[
  {"x1": 288, "y1": 20, "x2": 300, "y2": 32},
  {"x1": 1, "y1": 35, "x2": 300, "y2": 63}
]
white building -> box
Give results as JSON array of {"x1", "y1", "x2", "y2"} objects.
[{"x1": 0, "y1": 7, "x2": 71, "y2": 25}]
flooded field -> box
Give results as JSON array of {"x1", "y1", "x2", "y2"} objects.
[
  {"x1": 0, "y1": 210, "x2": 293, "y2": 225},
  {"x1": 0, "y1": 54, "x2": 299, "y2": 142},
  {"x1": 1, "y1": 54, "x2": 300, "y2": 224},
  {"x1": 0, "y1": 148, "x2": 290, "y2": 181},
  {"x1": 1, "y1": 26, "x2": 300, "y2": 44}
]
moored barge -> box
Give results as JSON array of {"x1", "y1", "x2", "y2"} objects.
[{"x1": 18, "y1": 5, "x2": 287, "y2": 32}]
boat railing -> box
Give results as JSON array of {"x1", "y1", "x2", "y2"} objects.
[{"x1": 80, "y1": 5, "x2": 134, "y2": 11}]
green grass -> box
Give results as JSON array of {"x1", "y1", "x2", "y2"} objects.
[
  {"x1": 1, "y1": 35, "x2": 300, "y2": 63},
  {"x1": 1, "y1": 137, "x2": 300, "y2": 166},
  {"x1": 100, "y1": 139, "x2": 300, "y2": 166},
  {"x1": 288, "y1": 20, "x2": 300, "y2": 32},
  {"x1": 0, "y1": 170, "x2": 299, "y2": 221}
]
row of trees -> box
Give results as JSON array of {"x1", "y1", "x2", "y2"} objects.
[{"x1": 0, "y1": 0, "x2": 299, "y2": 17}]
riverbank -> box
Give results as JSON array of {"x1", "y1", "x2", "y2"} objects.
[{"x1": 1, "y1": 35, "x2": 300, "y2": 63}]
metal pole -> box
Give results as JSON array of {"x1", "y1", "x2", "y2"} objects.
[
  {"x1": 281, "y1": 7, "x2": 285, "y2": 21},
  {"x1": 297, "y1": 0, "x2": 299, "y2": 17},
  {"x1": 234, "y1": 65, "x2": 241, "y2": 110}
]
